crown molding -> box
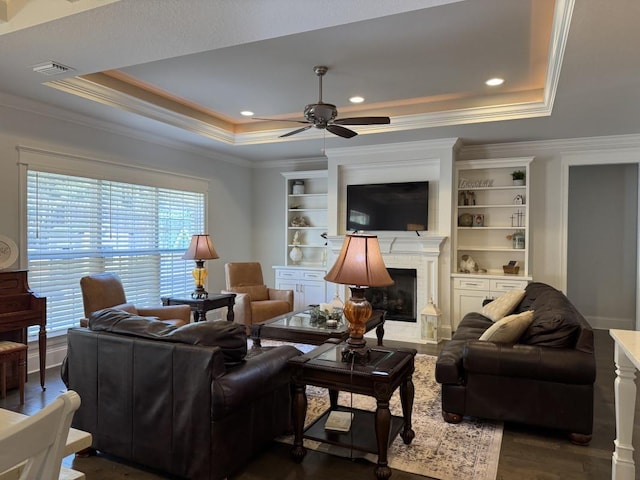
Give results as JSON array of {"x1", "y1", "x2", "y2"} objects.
[
  {"x1": 326, "y1": 138, "x2": 461, "y2": 160},
  {"x1": 47, "y1": 77, "x2": 236, "y2": 144},
  {"x1": 0, "y1": 90, "x2": 252, "y2": 167},
  {"x1": 254, "y1": 156, "x2": 328, "y2": 170},
  {"x1": 459, "y1": 134, "x2": 640, "y2": 160},
  {"x1": 47, "y1": 74, "x2": 555, "y2": 147},
  {"x1": 544, "y1": 0, "x2": 575, "y2": 110}
]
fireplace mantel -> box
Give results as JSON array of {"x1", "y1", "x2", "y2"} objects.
[{"x1": 326, "y1": 234, "x2": 446, "y2": 255}]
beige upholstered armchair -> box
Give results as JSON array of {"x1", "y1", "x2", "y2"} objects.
[
  {"x1": 222, "y1": 262, "x2": 293, "y2": 333},
  {"x1": 80, "y1": 272, "x2": 191, "y2": 327}
]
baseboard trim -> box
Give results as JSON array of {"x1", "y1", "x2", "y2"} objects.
[{"x1": 586, "y1": 314, "x2": 634, "y2": 331}]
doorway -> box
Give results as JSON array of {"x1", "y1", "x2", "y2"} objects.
[{"x1": 567, "y1": 163, "x2": 637, "y2": 330}]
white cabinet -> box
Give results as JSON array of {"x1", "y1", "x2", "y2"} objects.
[
  {"x1": 451, "y1": 276, "x2": 529, "y2": 330},
  {"x1": 451, "y1": 158, "x2": 534, "y2": 330},
  {"x1": 281, "y1": 170, "x2": 328, "y2": 267},
  {"x1": 274, "y1": 266, "x2": 329, "y2": 310}
]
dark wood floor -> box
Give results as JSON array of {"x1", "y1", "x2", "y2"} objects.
[{"x1": 1, "y1": 330, "x2": 637, "y2": 479}]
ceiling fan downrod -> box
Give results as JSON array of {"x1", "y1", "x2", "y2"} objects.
[{"x1": 314, "y1": 65, "x2": 328, "y2": 103}]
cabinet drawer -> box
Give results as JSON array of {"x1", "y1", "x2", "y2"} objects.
[
  {"x1": 276, "y1": 268, "x2": 326, "y2": 281},
  {"x1": 453, "y1": 278, "x2": 490, "y2": 290},
  {"x1": 276, "y1": 269, "x2": 302, "y2": 280},
  {"x1": 490, "y1": 279, "x2": 528, "y2": 292},
  {"x1": 302, "y1": 271, "x2": 325, "y2": 281}
]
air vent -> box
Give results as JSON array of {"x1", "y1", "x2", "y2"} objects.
[{"x1": 32, "y1": 61, "x2": 74, "y2": 76}]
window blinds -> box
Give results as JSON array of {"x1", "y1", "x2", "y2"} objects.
[{"x1": 26, "y1": 170, "x2": 205, "y2": 336}]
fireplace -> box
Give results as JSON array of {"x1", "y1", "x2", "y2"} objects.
[{"x1": 365, "y1": 268, "x2": 417, "y2": 322}]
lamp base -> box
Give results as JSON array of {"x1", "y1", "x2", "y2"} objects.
[
  {"x1": 341, "y1": 344, "x2": 371, "y2": 364},
  {"x1": 341, "y1": 286, "x2": 373, "y2": 364},
  {"x1": 191, "y1": 287, "x2": 209, "y2": 299}
]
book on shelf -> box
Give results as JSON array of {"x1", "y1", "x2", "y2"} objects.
[{"x1": 324, "y1": 410, "x2": 354, "y2": 432}]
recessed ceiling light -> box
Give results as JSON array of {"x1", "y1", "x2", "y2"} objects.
[
  {"x1": 240, "y1": 111, "x2": 254, "y2": 117},
  {"x1": 349, "y1": 96, "x2": 364, "y2": 104},
  {"x1": 485, "y1": 78, "x2": 504, "y2": 86}
]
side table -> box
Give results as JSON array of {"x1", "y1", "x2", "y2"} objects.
[
  {"x1": 162, "y1": 293, "x2": 236, "y2": 322},
  {"x1": 288, "y1": 342, "x2": 416, "y2": 479}
]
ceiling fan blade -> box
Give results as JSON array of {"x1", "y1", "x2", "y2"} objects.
[
  {"x1": 279, "y1": 125, "x2": 313, "y2": 138},
  {"x1": 252, "y1": 117, "x2": 310, "y2": 124},
  {"x1": 333, "y1": 116, "x2": 391, "y2": 126},
  {"x1": 327, "y1": 124, "x2": 357, "y2": 139}
]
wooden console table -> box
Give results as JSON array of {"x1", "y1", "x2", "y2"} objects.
[
  {"x1": 162, "y1": 293, "x2": 236, "y2": 322},
  {"x1": 288, "y1": 342, "x2": 416, "y2": 479},
  {"x1": 610, "y1": 329, "x2": 640, "y2": 480},
  {"x1": 0, "y1": 270, "x2": 46, "y2": 390}
]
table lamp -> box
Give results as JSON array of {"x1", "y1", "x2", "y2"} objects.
[
  {"x1": 182, "y1": 234, "x2": 219, "y2": 299},
  {"x1": 324, "y1": 232, "x2": 393, "y2": 362}
]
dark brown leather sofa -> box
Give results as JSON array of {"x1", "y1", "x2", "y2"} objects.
[
  {"x1": 63, "y1": 308, "x2": 301, "y2": 479},
  {"x1": 435, "y1": 282, "x2": 595, "y2": 445}
]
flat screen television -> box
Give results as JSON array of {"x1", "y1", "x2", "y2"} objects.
[{"x1": 346, "y1": 181, "x2": 429, "y2": 232}]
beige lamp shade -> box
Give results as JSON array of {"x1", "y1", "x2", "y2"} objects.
[
  {"x1": 324, "y1": 233, "x2": 393, "y2": 287},
  {"x1": 182, "y1": 234, "x2": 219, "y2": 261}
]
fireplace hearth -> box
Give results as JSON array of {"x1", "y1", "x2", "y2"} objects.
[{"x1": 365, "y1": 268, "x2": 417, "y2": 322}]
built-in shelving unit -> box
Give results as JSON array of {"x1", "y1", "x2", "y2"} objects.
[
  {"x1": 451, "y1": 157, "x2": 534, "y2": 329},
  {"x1": 282, "y1": 170, "x2": 328, "y2": 267},
  {"x1": 273, "y1": 170, "x2": 330, "y2": 307}
]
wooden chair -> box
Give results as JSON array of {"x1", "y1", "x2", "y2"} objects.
[
  {"x1": 0, "y1": 390, "x2": 82, "y2": 480},
  {"x1": 0, "y1": 341, "x2": 27, "y2": 405}
]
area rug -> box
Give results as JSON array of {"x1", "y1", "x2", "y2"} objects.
[{"x1": 252, "y1": 340, "x2": 503, "y2": 480}]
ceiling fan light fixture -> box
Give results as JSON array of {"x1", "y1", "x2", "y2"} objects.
[
  {"x1": 240, "y1": 110, "x2": 254, "y2": 116},
  {"x1": 349, "y1": 96, "x2": 364, "y2": 103}
]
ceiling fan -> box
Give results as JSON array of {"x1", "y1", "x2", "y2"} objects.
[{"x1": 254, "y1": 65, "x2": 390, "y2": 139}]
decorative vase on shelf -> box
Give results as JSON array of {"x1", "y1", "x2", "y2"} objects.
[
  {"x1": 289, "y1": 246, "x2": 303, "y2": 263},
  {"x1": 292, "y1": 180, "x2": 305, "y2": 195}
]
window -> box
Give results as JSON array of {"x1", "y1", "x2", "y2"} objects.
[{"x1": 26, "y1": 170, "x2": 205, "y2": 337}]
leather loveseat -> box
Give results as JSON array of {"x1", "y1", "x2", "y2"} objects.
[
  {"x1": 63, "y1": 308, "x2": 301, "y2": 479},
  {"x1": 435, "y1": 282, "x2": 595, "y2": 445}
]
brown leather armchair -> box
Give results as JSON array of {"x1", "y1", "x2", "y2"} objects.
[
  {"x1": 80, "y1": 272, "x2": 191, "y2": 327},
  {"x1": 222, "y1": 262, "x2": 293, "y2": 333}
]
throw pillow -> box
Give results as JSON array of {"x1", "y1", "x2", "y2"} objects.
[
  {"x1": 231, "y1": 285, "x2": 269, "y2": 301},
  {"x1": 482, "y1": 289, "x2": 526, "y2": 322},
  {"x1": 479, "y1": 310, "x2": 535, "y2": 343}
]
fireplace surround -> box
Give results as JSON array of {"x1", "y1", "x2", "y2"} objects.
[
  {"x1": 324, "y1": 138, "x2": 458, "y2": 342},
  {"x1": 366, "y1": 268, "x2": 417, "y2": 322}
]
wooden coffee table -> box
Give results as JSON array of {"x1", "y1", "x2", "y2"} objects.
[
  {"x1": 251, "y1": 309, "x2": 386, "y2": 346},
  {"x1": 288, "y1": 341, "x2": 416, "y2": 479}
]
